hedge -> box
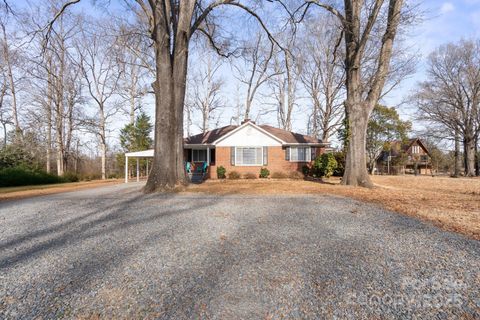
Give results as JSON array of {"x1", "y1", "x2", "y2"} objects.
[{"x1": 0, "y1": 167, "x2": 68, "y2": 187}]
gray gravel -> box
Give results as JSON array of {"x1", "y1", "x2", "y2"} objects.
[{"x1": 0, "y1": 182, "x2": 479, "y2": 319}]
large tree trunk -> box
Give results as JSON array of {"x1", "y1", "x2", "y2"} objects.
[
  {"x1": 464, "y1": 136, "x2": 476, "y2": 177},
  {"x1": 101, "y1": 139, "x2": 107, "y2": 180},
  {"x1": 453, "y1": 128, "x2": 461, "y2": 177},
  {"x1": 342, "y1": 103, "x2": 374, "y2": 187},
  {"x1": 143, "y1": 32, "x2": 177, "y2": 193},
  {"x1": 56, "y1": 133, "x2": 64, "y2": 176},
  {"x1": 475, "y1": 138, "x2": 479, "y2": 176},
  {"x1": 173, "y1": 31, "x2": 189, "y2": 185}
]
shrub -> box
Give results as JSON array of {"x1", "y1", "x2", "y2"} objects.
[
  {"x1": 271, "y1": 171, "x2": 288, "y2": 179},
  {"x1": 0, "y1": 166, "x2": 66, "y2": 187},
  {"x1": 227, "y1": 171, "x2": 241, "y2": 180},
  {"x1": 301, "y1": 165, "x2": 310, "y2": 176},
  {"x1": 332, "y1": 151, "x2": 345, "y2": 176},
  {"x1": 320, "y1": 153, "x2": 338, "y2": 178},
  {"x1": 82, "y1": 173, "x2": 102, "y2": 181},
  {"x1": 243, "y1": 172, "x2": 257, "y2": 179},
  {"x1": 108, "y1": 173, "x2": 120, "y2": 179},
  {"x1": 259, "y1": 167, "x2": 270, "y2": 178},
  {"x1": 63, "y1": 172, "x2": 80, "y2": 182},
  {"x1": 289, "y1": 171, "x2": 304, "y2": 180},
  {"x1": 312, "y1": 153, "x2": 338, "y2": 178},
  {"x1": 311, "y1": 156, "x2": 322, "y2": 177},
  {"x1": 0, "y1": 145, "x2": 37, "y2": 169},
  {"x1": 217, "y1": 166, "x2": 226, "y2": 179}
]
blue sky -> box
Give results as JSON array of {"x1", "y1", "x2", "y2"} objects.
[
  {"x1": 386, "y1": 0, "x2": 480, "y2": 122},
  {"x1": 5, "y1": 0, "x2": 480, "y2": 150}
]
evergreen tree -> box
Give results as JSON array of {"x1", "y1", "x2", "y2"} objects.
[
  {"x1": 118, "y1": 112, "x2": 153, "y2": 179},
  {"x1": 366, "y1": 105, "x2": 411, "y2": 173},
  {"x1": 120, "y1": 112, "x2": 153, "y2": 152}
]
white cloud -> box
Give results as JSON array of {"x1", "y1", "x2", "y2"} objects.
[{"x1": 440, "y1": 2, "x2": 455, "y2": 14}]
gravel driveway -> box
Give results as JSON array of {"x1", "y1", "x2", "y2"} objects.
[{"x1": 0, "y1": 183, "x2": 479, "y2": 319}]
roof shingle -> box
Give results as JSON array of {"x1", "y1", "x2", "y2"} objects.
[{"x1": 184, "y1": 122, "x2": 325, "y2": 145}]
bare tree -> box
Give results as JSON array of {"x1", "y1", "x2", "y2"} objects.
[
  {"x1": 35, "y1": 5, "x2": 83, "y2": 176},
  {"x1": 415, "y1": 40, "x2": 480, "y2": 177},
  {"x1": 302, "y1": 0, "x2": 410, "y2": 187},
  {"x1": 115, "y1": 21, "x2": 152, "y2": 124},
  {"x1": 187, "y1": 45, "x2": 224, "y2": 133},
  {"x1": 232, "y1": 31, "x2": 276, "y2": 122},
  {"x1": 0, "y1": 67, "x2": 10, "y2": 146},
  {"x1": 268, "y1": 28, "x2": 300, "y2": 131},
  {"x1": 0, "y1": 16, "x2": 21, "y2": 136},
  {"x1": 76, "y1": 24, "x2": 122, "y2": 180},
  {"x1": 42, "y1": 0, "x2": 291, "y2": 192},
  {"x1": 298, "y1": 14, "x2": 345, "y2": 141}
]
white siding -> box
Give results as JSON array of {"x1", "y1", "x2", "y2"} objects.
[{"x1": 216, "y1": 124, "x2": 282, "y2": 147}]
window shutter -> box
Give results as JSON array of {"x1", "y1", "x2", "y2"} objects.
[
  {"x1": 231, "y1": 147, "x2": 235, "y2": 166},
  {"x1": 285, "y1": 147, "x2": 290, "y2": 161},
  {"x1": 263, "y1": 147, "x2": 268, "y2": 165}
]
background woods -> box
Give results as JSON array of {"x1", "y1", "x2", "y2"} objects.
[{"x1": 0, "y1": 1, "x2": 478, "y2": 189}]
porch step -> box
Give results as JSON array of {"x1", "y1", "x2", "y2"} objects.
[{"x1": 190, "y1": 173, "x2": 204, "y2": 184}]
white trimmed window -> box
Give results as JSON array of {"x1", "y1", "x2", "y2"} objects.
[
  {"x1": 290, "y1": 146, "x2": 311, "y2": 162},
  {"x1": 235, "y1": 147, "x2": 263, "y2": 166},
  {"x1": 192, "y1": 149, "x2": 207, "y2": 162}
]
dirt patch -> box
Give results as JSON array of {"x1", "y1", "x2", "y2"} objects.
[
  {"x1": 184, "y1": 176, "x2": 480, "y2": 240},
  {"x1": 0, "y1": 180, "x2": 122, "y2": 202}
]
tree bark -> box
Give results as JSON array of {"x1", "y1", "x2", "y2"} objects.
[
  {"x1": 342, "y1": 103, "x2": 374, "y2": 187},
  {"x1": 46, "y1": 55, "x2": 53, "y2": 174},
  {"x1": 453, "y1": 127, "x2": 461, "y2": 177},
  {"x1": 339, "y1": 0, "x2": 404, "y2": 187},
  {"x1": 173, "y1": 25, "x2": 189, "y2": 186},
  {"x1": 100, "y1": 112, "x2": 107, "y2": 180},
  {"x1": 476, "y1": 136, "x2": 479, "y2": 176},
  {"x1": 143, "y1": 18, "x2": 177, "y2": 192},
  {"x1": 46, "y1": 91, "x2": 52, "y2": 174},
  {"x1": 55, "y1": 20, "x2": 66, "y2": 177},
  {"x1": 101, "y1": 138, "x2": 107, "y2": 180},
  {"x1": 464, "y1": 136, "x2": 476, "y2": 177},
  {"x1": 1, "y1": 23, "x2": 20, "y2": 136}
]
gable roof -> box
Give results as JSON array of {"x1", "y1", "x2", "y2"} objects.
[
  {"x1": 184, "y1": 121, "x2": 326, "y2": 146},
  {"x1": 377, "y1": 138, "x2": 431, "y2": 161},
  {"x1": 258, "y1": 124, "x2": 322, "y2": 144},
  {"x1": 185, "y1": 125, "x2": 237, "y2": 144},
  {"x1": 390, "y1": 138, "x2": 430, "y2": 156}
]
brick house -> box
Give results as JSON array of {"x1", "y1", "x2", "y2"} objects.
[{"x1": 184, "y1": 120, "x2": 329, "y2": 179}]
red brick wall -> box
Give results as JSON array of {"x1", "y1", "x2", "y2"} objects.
[{"x1": 206, "y1": 146, "x2": 324, "y2": 179}]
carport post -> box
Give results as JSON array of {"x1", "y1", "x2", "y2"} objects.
[
  {"x1": 125, "y1": 155, "x2": 128, "y2": 183},
  {"x1": 136, "y1": 158, "x2": 140, "y2": 182}
]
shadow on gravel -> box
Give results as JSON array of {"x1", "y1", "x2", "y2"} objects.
[
  {"x1": 1, "y1": 192, "x2": 478, "y2": 319},
  {"x1": 0, "y1": 191, "x2": 214, "y2": 270},
  {"x1": 10, "y1": 194, "x2": 220, "y2": 317}
]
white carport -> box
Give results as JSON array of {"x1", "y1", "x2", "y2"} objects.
[{"x1": 124, "y1": 149, "x2": 154, "y2": 183}]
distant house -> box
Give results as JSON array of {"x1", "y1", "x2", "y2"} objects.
[
  {"x1": 376, "y1": 138, "x2": 432, "y2": 175},
  {"x1": 185, "y1": 119, "x2": 329, "y2": 179}
]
